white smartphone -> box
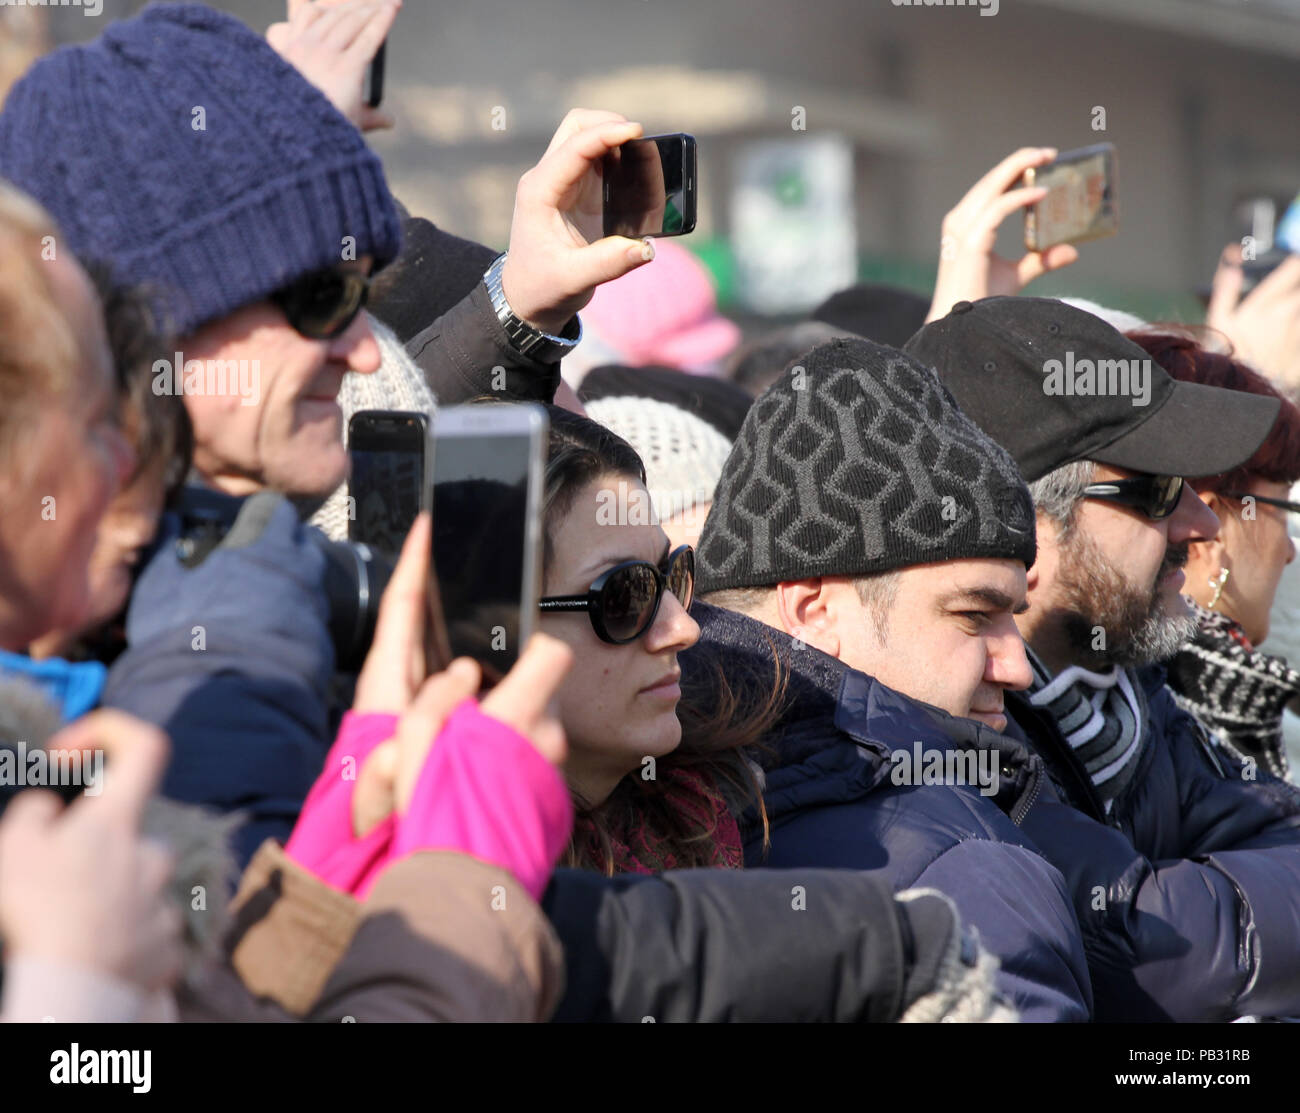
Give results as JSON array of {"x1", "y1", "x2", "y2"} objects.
[{"x1": 430, "y1": 403, "x2": 548, "y2": 686}]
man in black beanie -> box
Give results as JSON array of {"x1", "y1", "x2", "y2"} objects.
[
  {"x1": 686, "y1": 337, "x2": 1093, "y2": 1022},
  {"x1": 905, "y1": 295, "x2": 1300, "y2": 1022}
]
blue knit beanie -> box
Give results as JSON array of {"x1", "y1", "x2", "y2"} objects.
[{"x1": 0, "y1": 3, "x2": 401, "y2": 337}]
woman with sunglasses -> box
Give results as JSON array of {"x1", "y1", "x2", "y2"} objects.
[
  {"x1": 537, "y1": 407, "x2": 764, "y2": 874},
  {"x1": 1129, "y1": 330, "x2": 1300, "y2": 779}
]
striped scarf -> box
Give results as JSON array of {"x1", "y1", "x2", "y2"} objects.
[{"x1": 1025, "y1": 648, "x2": 1148, "y2": 813}]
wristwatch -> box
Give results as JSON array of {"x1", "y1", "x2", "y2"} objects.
[{"x1": 483, "y1": 252, "x2": 582, "y2": 363}]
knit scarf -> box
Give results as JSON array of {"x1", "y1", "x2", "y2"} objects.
[
  {"x1": 1025, "y1": 647, "x2": 1148, "y2": 813},
  {"x1": 571, "y1": 765, "x2": 744, "y2": 875},
  {"x1": 1165, "y1": 601, "x2": 1297, "y2": 781}
]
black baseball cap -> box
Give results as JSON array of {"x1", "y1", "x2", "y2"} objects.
[{"x1": 903, "y1": 296, "x2": 1280, "y2": 483}]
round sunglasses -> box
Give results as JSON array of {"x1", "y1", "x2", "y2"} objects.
[
  {"x1": 539, "y1": 546, "x2": 694, "y2": 645},
  {"x1": 1081, "y1": 474, "x2": 1184, "y2": 520},
  {"x1": 270, "y1": 268, "x2": 370, "y2": 340}
]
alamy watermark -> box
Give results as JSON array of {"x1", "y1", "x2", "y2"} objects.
[
  {"x1": 1042, "y1": 351, "x2": 1152, "y2": 407},
  {"x1": 889, "y1": 741, "x2": 999, "y2": 797},
  {"x1": 152, "y1": 353, "x2": 260, "y2": 407},
  {"x1": 0, "y1": 742, "x2": 103, "y2": 797},
  {"x1": 891, "y1": 0, "x2": 998, "y2": 16},
  {"x1": 0, "y1": 0, "x2": 102, "y2": 16}
]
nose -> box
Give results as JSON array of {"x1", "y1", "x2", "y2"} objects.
[
  {"x1": 1168, "y1": 482, "x2": 1219, "y2": 545},
  {"x1": 331, "y1": 311, "x2": 381, "y2": 376},
  {"x1": 1288, "y1": 533, "x2": 1297, "y2": 566},
  {"x1": 643, "y1": 589, "x2": 700, "y2": 655},
  {"x1": 986, "y1": 620, "x2": 1033, "y2": 692}
]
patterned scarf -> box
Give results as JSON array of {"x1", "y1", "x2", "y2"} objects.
[
  {"x1": 571, "y1": 765, "x2": 744, "y2": 875},
  {"x1": 1025, "y1": 647, "x2": 1148, "y2": 813},
  {"x1": 1165, "y1": 600, "x2": 1297, "y2": 781}
]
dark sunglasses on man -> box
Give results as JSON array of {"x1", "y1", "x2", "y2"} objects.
[
  {"x1": 539, "y1": 546, "x2": 694, "y2": 645},
  {"x1": 1082, "y1": 474, "x2": 1185, "y2": 520},
  {"x1": 270, "y1": 267, "x2": 370, "y2": 340}
]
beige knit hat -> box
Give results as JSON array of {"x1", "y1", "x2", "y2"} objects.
[
  {"x1": 310, "y1": 312, "x2": 438, "y2": 542},
  {"x1": 583, "y1": 395, "x2": 733, "y2": 523}
]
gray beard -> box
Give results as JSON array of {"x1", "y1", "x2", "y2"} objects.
[{"x1": 1055, "y1": 532, "x2": 1197, "y2": 670}]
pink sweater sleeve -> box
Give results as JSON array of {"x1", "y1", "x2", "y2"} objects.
[
  {"x1": 357, "y1": 700, "x2": 573, "y2": 902},
  {"x1": 284, "y1": 711, "x2": 399, "y2": 893}
]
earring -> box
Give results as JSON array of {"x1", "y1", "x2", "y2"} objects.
[{"x1": 1208, "y1": 566, "x2": 1230, "y2": 609}]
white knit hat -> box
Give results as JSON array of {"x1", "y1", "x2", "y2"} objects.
[
  {"x1": 310, "y1": 312, "x2": 438, "y2": 542},
  {"x1": 583, "y1": 395, "x2": 733, "y2": 522}
]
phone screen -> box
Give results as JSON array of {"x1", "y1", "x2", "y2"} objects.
[
  {"x1": 431, "y1": 417, "x2": 542, "y2": 682},
  {"x1": 603, "y1": 134, "x2": 696, "y2": 238},
  {"x1": 348, "y1": 412, "x2": 426, "y2": 558}
]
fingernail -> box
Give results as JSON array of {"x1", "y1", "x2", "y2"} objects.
[{"x1": 630, "y1": 238, "x2": 655, "y2": 263}]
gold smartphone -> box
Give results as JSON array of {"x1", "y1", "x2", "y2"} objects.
[{"x1": 1023, "y1": 143, "x2": 1118, "y2": 252}]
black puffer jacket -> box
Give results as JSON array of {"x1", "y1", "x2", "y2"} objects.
[
  {"x1": 542, "y1": 866, "x2": 1006, "y2": 1022},
  {"x1": 1007, "y1": 665, "x2": 1300, "y2": 1021}
]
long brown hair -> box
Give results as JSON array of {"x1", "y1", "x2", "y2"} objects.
[{"x1": 542, "y1": 406, "x2": 782, "y2": 873}]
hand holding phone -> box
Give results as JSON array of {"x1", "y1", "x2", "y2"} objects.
[
  {"x1": 926, "y1": 146, "x2": 1081, "y2": 321},
  {"x1": 353, "y1": 512, "x2": 452, "y2": 717},
  {"x1": 267, "y1": 1, "x2": 397, "y2": 132},
  {"x1": 498, "y1": 110, "x2": 662, "y2": 334}
]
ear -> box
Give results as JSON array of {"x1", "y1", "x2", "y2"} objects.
[{"x1": 774, "y1": 578, "x2": 840, "y2": 658}]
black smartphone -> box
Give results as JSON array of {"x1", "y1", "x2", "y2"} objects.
[
  {"x1": 431, "y1": 404, "x2": 547, "y2": 686},
  {"x1": 603, "y1": 133, "x2": 697, "y2": 238},
  {"x1": 364, "y1": 39, "x2": 386, "y2": 109},
  {"x1": 347, "y1": 410, "x2": 430, "y2": 559}
]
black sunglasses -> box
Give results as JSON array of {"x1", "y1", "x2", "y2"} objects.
[
  {"x1": 270, "y1": 268, "x2": 370, "y2": 340},
  {"x1": 1220, "y1": 491, "x2": 1300, "y2": 517},
  {"x1": 1082, "y1": 474, "x2": 1184, "y2": 520},
  {"x1": 539, "y1": 546, "x2": 694, "y2": 645}
]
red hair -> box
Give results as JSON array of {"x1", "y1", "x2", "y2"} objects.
[{"x1": 1127, "y1": 329, "x2": 1300, "y2": 492}]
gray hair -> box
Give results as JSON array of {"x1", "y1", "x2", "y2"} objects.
[{"x1": 1026, "y1": 460, "x2": 1095, "y2": 541}]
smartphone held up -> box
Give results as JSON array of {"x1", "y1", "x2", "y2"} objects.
[
  {"x1": 1022, "y1": 143, "x2": 1119, "y2": 252},
  {"x1": 603, "y1": 133, "x2": 698, "y2": 239},
  {"x1": 430, "y1": 405, "x2": 548, "y2": 687}
]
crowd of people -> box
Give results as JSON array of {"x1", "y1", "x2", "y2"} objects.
[{"x1": 2, "y1": 0, "x2": 1300, "y2": 1024}]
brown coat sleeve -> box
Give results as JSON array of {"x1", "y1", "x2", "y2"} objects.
[{"x1": 206, "y1": 840, "x2": 564, "y2": 1022}]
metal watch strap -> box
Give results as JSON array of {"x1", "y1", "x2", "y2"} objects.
[{"x1": 483, "y1": 252, "x2": 581, "y2": 362}]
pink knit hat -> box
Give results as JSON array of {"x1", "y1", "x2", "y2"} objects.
[{"x1": 580, "y1": 240, "x2": 741, "y2": 374}]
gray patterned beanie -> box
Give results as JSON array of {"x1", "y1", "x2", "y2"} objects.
[{"x1": 696, "y1": 337, "x2": 1036, "y2": 593}]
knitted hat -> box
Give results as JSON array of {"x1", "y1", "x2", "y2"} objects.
[
  {"x1": 0, "y1": 4, "x2": 401, "y2": 338},
  {"x1": 697, "y1": 338, "x2": 1036, "y2": 593},
  {"x1": 583, "y1": 396, "x2": 733, "y2": 522},
  {"x1": 578, "y1": 362, "x2": 754, "y2": 441},
  {"x1": 811, "y1": 282, "x2": 931, "y2": 349}
]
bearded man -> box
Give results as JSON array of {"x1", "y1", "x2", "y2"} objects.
[{"x1": 906, "y1": 296, "x2": 1300, "y2": 1022}]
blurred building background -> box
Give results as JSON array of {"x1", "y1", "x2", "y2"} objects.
[{"x1": 12, "y1": 0, "x2": 1300, "y2": 324}]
